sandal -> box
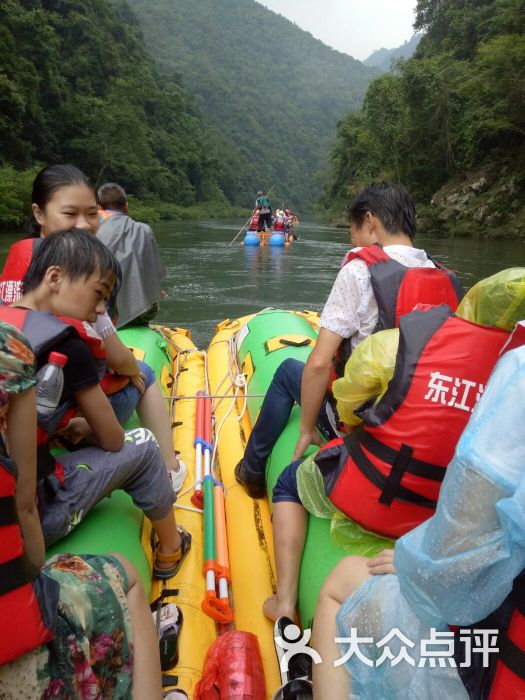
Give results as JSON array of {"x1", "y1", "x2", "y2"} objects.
[
  {"x1": 153, "y1": 526, "x2": 192, "y2": 580},
  {"x1": 152, "y1": 602, "x2": 183, "y2": 670}
]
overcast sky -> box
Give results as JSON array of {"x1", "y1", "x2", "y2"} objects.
[{"x1": 256, "y1": 0, "x2": 418, "y2": 61}]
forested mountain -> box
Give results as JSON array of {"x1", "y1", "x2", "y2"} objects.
[
  {"x1": 122, "y1": 0, "x2": 378, "y2": 210},
  {"x1": 364, "y1": 34, "x2": 423, "y2": 72},
  {"x1": 1, "y1": 0, "x2": 245, "y2": 226},
  {"x1": 323, "y1": 0, "x2": 525, "y2": 239}
]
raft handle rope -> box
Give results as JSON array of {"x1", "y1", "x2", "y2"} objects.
[{"x1": 159, "y1": 328, "x2": 208, "y2": 513}]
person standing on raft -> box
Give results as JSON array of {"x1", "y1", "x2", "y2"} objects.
[
  {"x1": 97, "y1": 182, "x2": 166, "y2": 328},
  {"x1": 255, "y1": 190, "x2": 272, "y2": 233}
]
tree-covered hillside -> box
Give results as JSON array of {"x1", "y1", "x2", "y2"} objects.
[
  {"x1": 124, "y1": 0, "x2": 378, "y2": 211},
  {"x1": 322, "y1": 0, "x2": 524, "y2": 239},
  {"x1": 0, "y1": 0, "x2": 239, "y2": 226}
]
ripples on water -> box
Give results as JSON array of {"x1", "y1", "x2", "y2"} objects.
[{"x1": 1, "y1": 220, "x2": 522, "y2": 348}]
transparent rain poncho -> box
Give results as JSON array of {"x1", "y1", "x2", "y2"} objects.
[{"x1": 335, "y1": 344, "x2": 525, "y2": 699}]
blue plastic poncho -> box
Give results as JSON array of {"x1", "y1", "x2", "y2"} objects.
[{"x1": 336, "y1": 344, "x2": 525, "y2": 699}]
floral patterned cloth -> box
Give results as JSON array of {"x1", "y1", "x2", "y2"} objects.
[
  {"x1": 0, "y1": 554, "x2": 133, "y2": 699},
  {"x1": 0, "y1": 321, "x2": 135, "y2": 698},
  {"x1": 0, "y1": 319, "x2": 37, "y2": 433}
]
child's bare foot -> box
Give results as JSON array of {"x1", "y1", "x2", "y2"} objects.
[{"x1": 263, "y1": 594, "x2": 296, "y2": 622}]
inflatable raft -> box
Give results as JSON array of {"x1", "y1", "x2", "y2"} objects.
[
  {"x1": 208, "y1": 309, "x2": 345, "y2": 636},
  {"x1": 47, "y1": 324, "x2": 214, "y2": 698},
  {"x1": 45, "y1": 310, "x2": 385, "y2": 698}
]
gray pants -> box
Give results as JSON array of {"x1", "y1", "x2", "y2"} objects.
[{"x1": 41, "y1": 428, "x2": 175, "y2": 546}]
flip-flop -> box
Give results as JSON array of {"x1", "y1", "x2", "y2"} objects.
[
  {"x1": 152, "y1": 602, "x2": 183, "y2": 670},
  {"x1": 153, "y1": 526, "x2": 192, "y2": 579}
]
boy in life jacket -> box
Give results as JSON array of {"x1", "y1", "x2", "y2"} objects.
[
  {"x1": 0, "y1": 165, "x2": 186, "y2": 490},
  {"x1": 0, "y1": 229, "x2": 191, "y2": 579},
  {"x1": 262, "y1": 269, "x2": 525, "y2": 623},
  {"x1": 0, "y1": 321, "x2": 164, "y2": 698},
  {"x1": 235, "y1": 182, "x2": 463, "y2": 498},
  {"x1": 311, "y1": 312, "x2": 525, "y2": 700}
]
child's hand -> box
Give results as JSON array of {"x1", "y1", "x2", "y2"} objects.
[
  {"x1": 130, "y1": 371, "x2": 146, "y2": 394},
  {"x1": 367, "y1": 549, "x2": 395, "y2": 575},
  {"x1": 56, "y1": 417, "x2": 90, "y2": 444}
]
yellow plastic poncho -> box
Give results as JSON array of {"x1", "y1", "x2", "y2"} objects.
[
  {"x1": 298, "y1": 329, "x2": 401, "y2": 554},
  {"x1": 297, "y1": 267, "x2": 525, "y2": 553}
]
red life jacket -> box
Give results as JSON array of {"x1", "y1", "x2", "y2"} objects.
[
  {"x1": 0, "y1": 441, "x2": 56, "y2": 664},
  {"x1": 273, "y1": 217, "x2": 285, "y2": 231},
  {"x1": 332, "y1": 244, "x2": 464, "y2": 379},
  {"x1": 0, "y1": 238, "x2": 41, "y2": 303},
  {"x1": 489, "y1": 578, "x2": 525, "y2": 698},
  {"x1": 251, "y1": 213, "x2": 259, "y2": 229},
  {"x1": 56, "y1": 315, "x2": 127, "y2": 394},
  {"x1": 0, "y1": 305, "x2": 78, "y2": 488},
  {"x1": 318, "y1": 306, "x2": 509, "y2": 538}
]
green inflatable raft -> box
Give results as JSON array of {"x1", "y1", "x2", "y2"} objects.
[{"x1": 46, "y1": 325, "x2": 173, "y2": 597}]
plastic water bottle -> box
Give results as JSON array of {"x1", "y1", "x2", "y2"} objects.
[{"x1": 35, "y1": 352, "x2": 68, "y2": 428}]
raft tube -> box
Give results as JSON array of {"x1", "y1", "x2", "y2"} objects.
[
  {"x1": 47, "y1": 325, "x2": 214, "y2": 698},
  {"x1": 243, "y1": 232, "x2": 260, "y2": 246},
  {"x1": 268, "y1": 232, "x2": 285, "y2": 247},
  {"x1": 207, "y1": 309, "x2": 388, "y2": 647}
]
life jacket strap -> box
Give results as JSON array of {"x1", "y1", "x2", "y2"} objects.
[
  {"x1": 0, "y1": 554, "x2": 39, "y2": 596},
  {"x1": 356, "y1": 430, "x2": 447, "y2": 481},
  {"x1": 497, "y1": 635, "x2": 525, "y2": 682},
  {"x1": 343, "y1": 430, "x2": 439, "y2": 509},
  {"x1": 0, "y1": 495, "x2": 18, "y2": 526},
  {"x1": 513, "y1": 583, "x2": 525, "y2": 617}
]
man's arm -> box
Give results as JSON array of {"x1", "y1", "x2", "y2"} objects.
[{"x1": 292, "y1": 327, "x2": 342, "y2": 460}]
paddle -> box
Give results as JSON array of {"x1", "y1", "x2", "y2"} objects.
[{"x1": 228, "y1": 185, "x2": 275, "y2": 246}]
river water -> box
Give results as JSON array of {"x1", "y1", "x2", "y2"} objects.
[{"x1": 1, "y1": 221, "x2": 523, "y2": 348}]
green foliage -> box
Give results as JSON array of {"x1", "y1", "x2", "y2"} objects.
[
  {"x1": 123, "y1": 0, "x2": 378, "y2": 211},
  {"x1": 323, "y1": 0, "x2": 525, "y2": 223},
  {"x1": 0, "y1": 166, "x2": 38, "y2": 228},
  {"x1": 0, "y1": 0, "x2": 241, "y2": 225}
]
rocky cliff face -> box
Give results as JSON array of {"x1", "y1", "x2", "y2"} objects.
[{"x1": 423, "y1": 164, "x2": 524, "y2": 239}]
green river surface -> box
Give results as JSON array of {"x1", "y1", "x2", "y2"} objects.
[{"x1": 1, "y1": 220, "x2": 523, "y2": 348}]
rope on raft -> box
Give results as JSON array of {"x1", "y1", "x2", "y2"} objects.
[{"x1": 163, "y1": 392, "x2": 266, "y2": 401}]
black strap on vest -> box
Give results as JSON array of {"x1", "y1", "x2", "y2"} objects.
[
  {"x1": 497, "y1": 635, "x2": 525, "y2": 681},
  {"x1": 344, "y1": 430, "x2": 444, "y2": 509},
  {"x1": 0, "y1": 495, "x2": 18, "y2": 526},
  {"x1": 513, "y1": 583, "x2": 525, "y2": 617},
  {"x1": 497, "y1": 581, "x2": 525, "y2": 681},
  {"x1": 0, "y1": 553, "x2": 39, "y2": 596}
]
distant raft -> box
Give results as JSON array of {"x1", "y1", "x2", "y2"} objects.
[{"x1": 242, "y1": 230, "x2": 288, "y2": 247}]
